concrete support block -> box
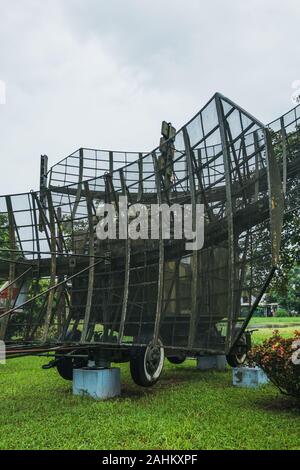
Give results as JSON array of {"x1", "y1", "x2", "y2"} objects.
[
  {"x1": 232, "y1": 366, "x2": 269, "y2": 388},
  {"x1": 73, "y1": 368, "x2": 121, "y2": 400},
  {"x1": 197, "y1": 355, "x2": 227, "y2": 371}
]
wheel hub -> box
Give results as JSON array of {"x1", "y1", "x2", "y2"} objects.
[{"x1": 145, "y1": 343, "x2": 162, "y2": 376}]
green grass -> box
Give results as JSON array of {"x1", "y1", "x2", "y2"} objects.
[
  {"x1": 0, "y1": 343, "x2": 300, "y2": 450},
  {"x1": 252, "y1": 327, "x2": 299, "y2": 344},
  {"x1": 249, "y1": 317, "x2": 300, "y2": 325}
]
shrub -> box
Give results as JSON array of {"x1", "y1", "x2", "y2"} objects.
[
  {"x1": 253, "y1": 307, "x2": 265, "y2": 317},
  {"x1": 248, "y1": 330, "x2": 300, "y2": 399},
  {"x1": 275, "y1": 307, "x2": 289, "y2": 317}
]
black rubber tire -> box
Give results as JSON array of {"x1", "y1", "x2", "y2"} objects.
[
  {"x1": 226, "y1": 334, "x2": 248, "y2": 367},
  {"x1": 167, "y1": 355, "x2": 186, "y2": 365},
  {"x1": 226, "y1": 353, "x2": 247, "y2": 368},
  {"x1": 56, "y1": 354, "x2": 89, "y2": 381},
  {"x1": 55, "y1": 330, "x2": 88, "y2": 381},
  {"x1": 130, "y1": 339, "x2": 165, "y2": 388},
  {"x1": 56, "y1": 357, "x2": 74, "y2": 381}
]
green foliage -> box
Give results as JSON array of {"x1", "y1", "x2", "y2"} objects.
[
  {"x1": 268, "y1": 265, "x2": 300, "y2": 314},
  {"x1": 0, "y1": 213, "x2": 10, "y2": 259},
  {"x1": 268, "y1": 126, "x2": 300, "y2": 311},
  {"x1": 275, "y1": 308, "x2": 289, "y2": 317},
  {"x1": 253, "y1": 307, "x2": 265, "y2": 317},
  {"x1": 249, "y1": 330, "x2": 300, "y2": 399},
  {"x1": 6, "y1": 278, "x2": 52, "y2": 341}
]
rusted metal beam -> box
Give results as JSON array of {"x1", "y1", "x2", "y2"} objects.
[
  {"x1": 264, "y1": 128, "x2": 284, "y2": 266},
  {"x1": 280, "y1": 116, "x2": 288, "y2": 196},
  {"x1": 152, "y1": 152, "x2": 165, "y2": 345},
  {"x1": 0, "y1": 196, "x2": 17, "y2": 340},
  {"x1": 216, "y1": 95, "x2": 236, "y2": 353},
  {"x1": 81, "y1": 182, "x2": 96, "y2": 343},
  {"x1": 183, "y1": 128, "x2": 199, "y2": 350},
  {"x1": 71, "y1": 148, "x2": 84, "y2": 220},
  {"x1": 42, "y1": 191, "x2": 57, "y2": 343},
  {"x1": 118, "y1": 171, "x2": 131, "y2": 345}
]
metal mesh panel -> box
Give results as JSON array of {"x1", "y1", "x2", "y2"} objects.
[{"x1": 0, "y1": 93, "x2": 293, "y2": 357}]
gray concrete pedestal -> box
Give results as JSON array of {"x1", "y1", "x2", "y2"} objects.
[
  {"x1": 232, "y1": 366, "x2": 269, "y2": 388},
  {"x1": 73, "y1": 368, "x2": 121, "y2": 400},
  {"x1": 197, "y1": 355, "x2": 227, "y2": 371}
]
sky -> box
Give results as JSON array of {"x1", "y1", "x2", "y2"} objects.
[{"x1": 0, "y1": 0, "x2": 299, "y2": 194}]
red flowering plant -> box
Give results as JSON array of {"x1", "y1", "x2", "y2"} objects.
[{"x1": 248, "y1": 330, "x2": 300, "y2": 399}]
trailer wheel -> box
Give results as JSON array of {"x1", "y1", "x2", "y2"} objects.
[
  {"x1": 167, "y1": 354, "x2": 186, "y2": 365},
  {"x1": 55, "y1": 330, "x2": 88, "y2": 381},
  {"x1": 226, "y1": 334, "x2": 248, "y2": 367},
  {"x1": 130, "y1": 339, "x2": 165, "y2": 387},
  {"x1": 56, "y1": 357, "x2": 74, "y2": 381}
]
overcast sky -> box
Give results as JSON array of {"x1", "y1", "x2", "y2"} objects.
[{"x1": 0, "y1": 0, "x2": 299, "y2": 194}]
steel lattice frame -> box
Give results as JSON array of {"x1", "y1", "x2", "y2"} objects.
[{"x1": 0, "y1": 93, "x2": 299, "y2": 359}]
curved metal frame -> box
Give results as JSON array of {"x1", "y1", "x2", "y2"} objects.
[{"x1": 0, "y1": 93, "x2": 298, "y2": 359}]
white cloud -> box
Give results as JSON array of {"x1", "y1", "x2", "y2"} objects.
[{"x1": 0, "y1": 0, "x2": 299, "y2": 194}]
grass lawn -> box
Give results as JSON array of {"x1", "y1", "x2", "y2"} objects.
[
  {"x1": 252, "y1": 327, "x2": 300, "y2": 343},
  {"x1": 249, "y1": 317, "x2": 300, "y2": 325},
  {"x1": 0, "y1": 328, "x2": 299, "y2": 451}
]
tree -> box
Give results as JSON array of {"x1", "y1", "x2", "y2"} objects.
[
  {"x1": 0, "y1": 213, "x2": 10, "y2": 259},
  {"x1": 266, "y1": 124, "x2": 300, "y2": 311}
]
